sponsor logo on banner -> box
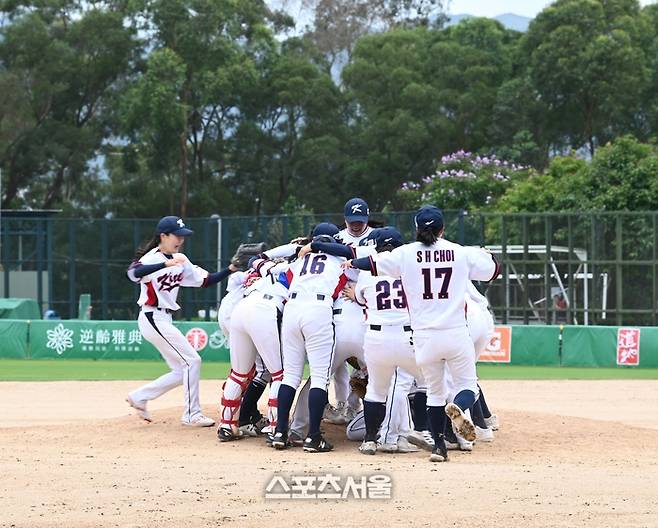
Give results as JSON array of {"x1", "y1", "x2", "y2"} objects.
[
  {"x1": 479, "y1": 326, "x2": 512, "y2": 363},
  {"x1": 186, "y1": 327, "x2": 208, "y2": 350},
  {"x1": 617, "y1": 328, "x2": 640, "y2": 366}
]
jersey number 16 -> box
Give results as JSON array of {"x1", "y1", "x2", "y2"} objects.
[{"x1": 299, "y1": 254, "x2": 327, "y2": 276}]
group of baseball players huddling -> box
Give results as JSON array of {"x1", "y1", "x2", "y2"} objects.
[{"x1": 126, "y1": 198, "x2": 500, "y2": 462}]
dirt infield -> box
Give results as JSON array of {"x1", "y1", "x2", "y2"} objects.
[{"x1": 1, "y1": 380, "x2": 658, "y2": 528}]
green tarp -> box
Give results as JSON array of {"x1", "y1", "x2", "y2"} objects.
[
  {"x1": 0, "y1": 320, "x2": 30, "y2": 358},
  {"x1": 0, "y1": 298, "x2": 40, "y2": 320}
]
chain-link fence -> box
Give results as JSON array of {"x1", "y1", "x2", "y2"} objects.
[{"x1": 1, "y1": 210, "x2": 656, "y2": 325}]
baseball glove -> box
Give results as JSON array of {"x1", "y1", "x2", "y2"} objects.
[
  {"x1": 230, "y1": 242, "x2": 268, "y2": 271},
  {"x1": 349, "y1": 368, "x2": 368, "y2": 400}
]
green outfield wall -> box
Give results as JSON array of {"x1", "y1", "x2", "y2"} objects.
[{"x1": 0, "y1": 320, "x2": 656, "y2": 368}]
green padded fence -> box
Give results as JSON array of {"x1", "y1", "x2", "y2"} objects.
[
  {"x1": 27, "y1": 320, "x2": 229, "y2": 361},
  {"x1": 561, "y1": 326, "x2": 658, "y2": 368},
  {"x1": 510, "y1": 325, "x2": 561, "y2": 366},
  {"x1": 1, "y1": 320, "x2": 657, "y2": 368}
]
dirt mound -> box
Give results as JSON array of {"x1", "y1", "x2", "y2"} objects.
[{"x1": 1, "y1": 380, "x2": 657, "y2": 528}]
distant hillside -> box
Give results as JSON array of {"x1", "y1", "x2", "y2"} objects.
[{"x1": 447, "y1": 12, "x2": 532, "y2": 32}]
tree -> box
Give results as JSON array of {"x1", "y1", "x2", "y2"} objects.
[
  {"x1": 302, "y1": 0, "x2": 448, "y2": 72},
  {"x1": 0, "y1": 1, "x2": 138, "y2": 210},
  {"x1": 342, "y1": 19, "x2": 518, "y2": 209},
  {"x1": 522, "y1": 0, "x2": 651, "y2": 156},
  {"x1": 230, "y1": 38, "x2": 347, "y2": 215}
]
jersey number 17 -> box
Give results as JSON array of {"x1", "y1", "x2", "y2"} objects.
[{"x1": 421, "y1": 267, "x2": 452, "y2": 299}]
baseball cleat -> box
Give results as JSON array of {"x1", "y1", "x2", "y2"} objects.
[
  {"x1": 238, "y1": 423, "x2": 260, "y2": 437},
  {"x1": 359, "y1": 440, "x2": 377, "y2": 455},
  {"x1": 271, "y1": 431, "x2": 290, "y2": 450},
  {"x1": 254, "y1": 416, "x2": 270, "y2": 434},
  {"x1": 406, "y1": 430, "x2": 434, "y2": 451},
  {"x1": 218, "y1": 425, "x2": 245, "y2": 442},
  {"x1": 429, "y1": 436, "x2": 449, "y2": 462},
  {"x1": 126, "y1": 396, "x2": 152, "y2": 422},
  {"x1": 289, "y1": 430, "x2": 305, "y2": 447},
  {"x1": 396, "y1": 437, "x2": 420, "y2": 453},
  {"x1": 445, "y1": 403, "x2": 476, "y2": 442},
  {"x1": 456, "y1": 435, "x2": 474, "y2": 451},
  {"x1": 484, "y1": 414, "x2": 499, "y2": 431},
  {"x1": 303, "y1": 434, "x2": 334, "y2": 453},
  {"x1": 377, "y1": 442, "x2": 399, "y2": 453},
  {"x1": 475, "y1": 426, "x2": 494, "y2": 442},
  {"x1": 181, "y1": 414, "x2": 215, "y2": 427}
]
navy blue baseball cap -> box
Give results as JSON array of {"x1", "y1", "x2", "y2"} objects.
[
  {"x1": 362, "y1": 226, "x2": 404, "y2": 250},
  {"x1": 156, "y1": 216, "x2": 194, "y2": 236},
  {"x1": 312, "y1": 222, "x2": 340, "y2": 238},
  {"x1": 414, "y1": 206, "x2": 444, "y2": 231},
  {"x1": 344, "y1": 198, "x2": 370, "y2": 223}
]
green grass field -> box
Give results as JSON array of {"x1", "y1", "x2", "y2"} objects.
[{"x1": 1, "y1": 359, "x2": 657, "y2": 381}]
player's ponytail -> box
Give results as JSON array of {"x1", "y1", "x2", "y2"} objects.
[
  {"x1": 416, "y1": 226, "x2": 441, "y2": 246},
  {"x1": 135, "y1": 234, "x2": 160, "y2": 258}
]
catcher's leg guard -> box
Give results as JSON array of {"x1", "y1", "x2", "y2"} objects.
[
  {"x1": 220, "y1": 366, "x2": 255, "y2": 429},
  {"x1": 268, "y1": 369, "x2": 283, "y2": 429}
]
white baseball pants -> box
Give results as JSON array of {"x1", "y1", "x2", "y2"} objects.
[
  {"x1": 413, "y1": 326, "x2": 479, "y2": 407},
  {"x1": 281, "y1": 297, "x2": 335, "y2": 390},
  {"x1": 223, "y1": 295, "x2": 284, "y2": 427},
  {"x1": 130, "y1": 310, "x2": 202, "y2": 421}
]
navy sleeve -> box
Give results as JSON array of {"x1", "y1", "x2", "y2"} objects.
[
  {"x1": 201, "y1": 267, "x2": 234, "y2": 288},
  {"x1": 311, "y1": 241, "x2": 355, "y2": 259},
  {"x1": 350, "y1": 256, "x2": 373, "y2": 272},
  {"x1": 128, "y1": 262, "x2": 167, "y2": 280}
]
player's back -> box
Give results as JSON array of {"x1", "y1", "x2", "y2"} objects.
[
  {"x1": 356, "y1": 273, "x2": 410, "y2": 327},
  {"x1": 288, "y1": 252, "x2": 345, "y2": 299},
  {"x1": 386, "y1": 239, "x2": 496, "y2": 331}
]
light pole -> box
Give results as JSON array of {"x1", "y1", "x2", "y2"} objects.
[{"x1": 210, "y1": 214, "x2": 222, "y2": 305}]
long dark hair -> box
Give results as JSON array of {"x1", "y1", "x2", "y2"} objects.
[
  {"x1": 416, "y1": 226, "x2": 442, "y2": 246},
  {"x1": 135, "y1": 234, "x2": 160, "y2": 258}
]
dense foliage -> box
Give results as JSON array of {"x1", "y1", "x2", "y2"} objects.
[{"x1": 1, "y1": 0, "x2": 657, "y2": 217}]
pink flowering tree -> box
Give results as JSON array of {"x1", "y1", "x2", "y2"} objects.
[{"x1": 398, "y1": 150, "x2": 531, "y2": 210}]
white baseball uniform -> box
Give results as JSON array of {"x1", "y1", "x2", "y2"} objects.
[
  {"x1": 127, "y1": 248, "x2": 210, "y2": 422},
  {"x1": 220, "y1": 260, "x2": 290, "y2": 430},
  {"x1": 331, "y1": 226, "x2": 372, "y2": 403},
  {"x1": 345, "y1": 367, "x2": 415, "y2": 443},
  {"x1": 371, "y1": 240, "x2": 497, "y2": 406},
  {"x1": 281, "y1": 252, "x2": 347, "y2": 391}
]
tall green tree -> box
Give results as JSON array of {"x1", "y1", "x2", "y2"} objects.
[
  {"x1": 522, "y1": 0, "x2": 650, "y2": 156},
  {"x1": 0, "y1": 1, "x2": 137, "y2": 210},
  {"x1": 343, "y1": 19, "x2": 517, "y2": 209},
  {"x1": 113, "y1": 0, "x2": 281, "y2": 217}
]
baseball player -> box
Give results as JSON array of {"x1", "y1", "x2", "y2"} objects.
[
  {"x1": 271, "y1": 223, "x2": 348, "y2": 453},
  {"x1": 217, "y1": 243, "x2": 303, "y2": 441},
  {"x1": 344, "y1": 206, "x2": 500, "y2": 462},
  {"x1": 346, "y1": 227, "x2": 426, "y2": 455},
  {"x1": 126, "y1": 216, "x2": 237, "y2": 426},
  {"x1": 325, "y1": 197, "x2": 373, "y2": 424},
  {"x1": 218, "y1": 259, "x2": 288, "y2": 441}
]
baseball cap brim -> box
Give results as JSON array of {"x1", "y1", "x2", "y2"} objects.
[
  {"x1": 171, "y1": 227, "x2": 194, "y2": 236},
  {"x1": 345, "y1": 214, "x2": 369, "y2": 223}
]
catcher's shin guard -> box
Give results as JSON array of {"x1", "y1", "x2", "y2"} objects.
[
  {"x1": 220, "y1": 366, "x2": 256, "y2": 428},
  {"x1": 267, "y1": 369, "x2": 284, "y2": 428}
]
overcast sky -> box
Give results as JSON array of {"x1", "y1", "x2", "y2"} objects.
[{"x1": 448, "y1": 0, "x2": 656, "y2": 18}]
